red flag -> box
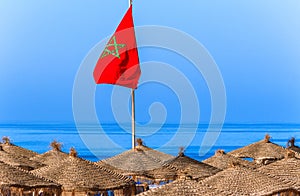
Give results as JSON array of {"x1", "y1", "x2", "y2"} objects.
[{"x1": 93, "y1": 5, "x2": 141, "y2": 89}]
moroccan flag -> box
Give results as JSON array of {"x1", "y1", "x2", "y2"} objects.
[{"x1": 93, "y1": 5, "x2": 141, "y2": 89}]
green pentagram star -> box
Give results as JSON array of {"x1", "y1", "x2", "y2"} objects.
[{"x1": 100, "y1": 36, "x2": 126, "y2": 59}]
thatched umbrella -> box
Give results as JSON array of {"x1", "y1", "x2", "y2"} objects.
[
  {"x1": 228, "y1": 134, "x2": 286, "y2": 165},
  {"x1": 257, "y1": 150, "x2": 300, "y2": 192},
  {"x1": 97, "y1": 139, "x2": 174, "y2": 194},
  {"x1": 137, "y1": 177, "x2": 228, "y2": 196},
  {"x1": 0, "y1": 146, "x2": 45, "y2": 171},
  {"x1": 0, "y1": 161, "x2": 61, "y2": 195},
  {"x1": 163, "y1": 150, "x2": 221, "y2": 180},
  {"x1": 30, "y1": 140, "x2": 69, "y2": 165},
  {"x1": 0, "y1": 136, "x2": 38, "y2": 159},
  {"x1": 201, "y1": 164, "x2": 294, "y2": 195},
  {"x1": 31, "y1": 148, "x2": 135, "y2": 195},
  {"x1": 98, "y1": 139, "x2": 174, "y2": 176},
  {"x1": 203, "y1": 149, "x2": 259, "y2": 170},
  {"x1": 135, "y1": 139, "x2": 174, "y2": 162}
]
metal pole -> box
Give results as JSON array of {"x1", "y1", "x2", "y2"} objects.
[
  {"x1": 129, "y1": 0, "x2": 134, "y2": 150},
  {"x1": 131, "y1": 89, "x2": 136, "y2": 149}
]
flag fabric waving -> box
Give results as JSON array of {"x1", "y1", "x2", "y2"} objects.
[{"x1": 93, "y1": 5, "x2": 141, "y2": 89}]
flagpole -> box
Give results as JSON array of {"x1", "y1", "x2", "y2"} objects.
[
  {"x1": 129, "y1": 0, "x2": 135, "y2": 150},
  {"x1": 131, "y1": 89, "x2": 136, "y2": 149}
]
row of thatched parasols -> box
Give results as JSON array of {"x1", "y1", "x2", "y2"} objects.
[{"x1": 0, "y1": 135, "x2": 300, "y2": 195}]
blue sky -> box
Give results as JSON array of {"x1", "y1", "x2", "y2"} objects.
[{"x1": 0, "y1": 1, "x2": 300, "y2": 124}]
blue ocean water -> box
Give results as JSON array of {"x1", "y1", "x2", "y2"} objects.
[{"x1": 0, "y1": 123, "x2": 299, "y2": 162}]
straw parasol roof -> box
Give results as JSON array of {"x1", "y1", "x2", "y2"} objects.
[
  {"x1": 137, "y1": 177, "x2": 227, "y2": 196},
  {"x1": 0, "y1": 146, "x2": 45, "y2": 171},
  {"x1": 203, "y1": 149, "x2": 259, "y2": 170},
  {"x1": 98, "y1": 139, "x2": 174, "y2": 176},
  {"x1": 30, "y1": 140, "x2": 70, "y2": 165},
  {"x1": 163, "y1": 151, "x2": 221, "y2": 180},
  {"x1": 228, "y1": 134, "x2": 286, "y2": 164},
  {"x1": 31, "y1": 148, "x2": 135, "y2": 192},
  {"x1": 257, "y1": 150, "x2": 300, "y2": 191},
  {"x1": 0, "y1": 160, "x2": 60, "y2": 190},
  {"x1": 201, "y1": 164, "x2": 293, "y2": 195},
  {"x1": 98, "y1": 160, "x2": 178, "y2": 181},
  {"x1": 0, "y1": 136, "x2": 38, "y2": 159},
  {"x1": 142, "y1": 164, "x2": 178, "y2": 181}
]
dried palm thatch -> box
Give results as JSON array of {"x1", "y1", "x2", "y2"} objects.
[
  {"x1": 0, "y1": 161, "x2": 60, "y2": 190},
  {"x1": 257, "y1": 150, "x2": 300, "y2": 191},
  {"x1": 136, "y1": 138, "x2": 143, "y2": 146},
  {"x1": 69, "y1": 147, "x2": 77, "y2": 157},
  {"x1": 136, "y1": 149, "x2": 221, "y2": 182},
  {"x1": 139, "y1": 162, "x2": 179, "y2": 181},
  {"x1": 50, "y1": 140, "x2": 62, "y2": 151},
  {"x1": 134, "y1": 139, "x2": 174, "y2": 162},
  {"x1": 0, "y1": 136, "x2": 38, "y2": 159},
  {"x1": 228, "y1": 134, "x2": 286, "y2": 164},
  {"x1": 201, "y1": 164, "x2": 294, "y2": 195},
  {"x1": 164, "y1": 151, "x2": 221, "y2": 180},
  {"x1": 31, "y1": 148, "x2": 135, "y2": 192},
  {"x1": 286, "y1": 137, "x2": 300, "y2": 155},
  {"x1": 137, "y1": 178, "x2": 228, "y2": 196},
  {"x1": 98, "y1": 139, "x2": 174, "y2": 176},
  {"x1": 2, "y1": 136, "x2": 10, "y2": 144},
  {"x1": 30, "y1": 140, "x2": 69, "y2": 165},
  {"x1": 203, "y1": 149, "x2": 259, "y2": 170},
  {"x1": 0, "y1": 149, "x2": 45, "y2": 171},
  {"x1": 264, "y1": 134, "x2": 271, "y2": 142},
  {"x1": 98, "y1": 159, "x2": 177, "y2": 181}
]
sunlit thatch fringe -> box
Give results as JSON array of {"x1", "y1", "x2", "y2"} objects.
[
  {"x1": 0, "y1": 161, "x2": 61, "y2": 195},
  {"x1": 257, "y1": 149, "x2": 300, "y2": 192},
  {"x1": 203, "y1": 149, "x2": 259, "y2": 170},
  {"x1": 137, "y1": 177, "x2": 229, "y2": 196},
  {"x1": 31, "y1": 148, "x2": 135, "y2": 195},
  {"x1": 201, "y1": 164, "x2": 295, "y2": 196},
  {"x1": 228, "y1": 134, "x2": 286, "y2": 165}
]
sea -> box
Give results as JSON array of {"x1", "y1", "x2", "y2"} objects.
[{"x1": 0, "y1": 123, "x2": 299, "y2": 162}]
